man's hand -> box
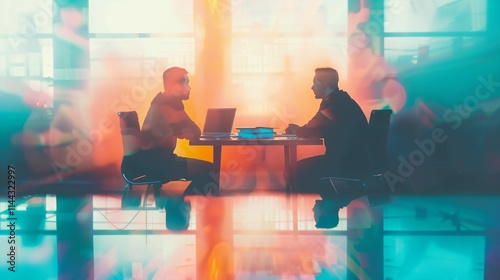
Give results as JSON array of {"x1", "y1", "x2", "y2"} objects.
[
  {"x1": 285, "y1": 124, "x2": 300, "y2": 134},
  {"x1": 179, "y1": 126, "x2": 201, "y2": 140}
]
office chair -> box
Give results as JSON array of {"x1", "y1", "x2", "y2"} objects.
[
  {"x1": 320, "y1": 109, "x2": 393, "y2": 205},
  {"x1": 118, "y1": 111, "x2": 187, "y2": 209}
]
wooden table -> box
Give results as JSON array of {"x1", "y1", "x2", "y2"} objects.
[{"x1": 190, "y1": 136, "x2": 323, "y2": 194}]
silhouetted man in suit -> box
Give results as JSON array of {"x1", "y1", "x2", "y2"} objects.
[{"x1": 286, "y1": 67, "x2": 370, "y2": 197}]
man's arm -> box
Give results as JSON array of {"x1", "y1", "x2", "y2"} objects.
[
  {"x1": 172, "y1": 115, "x2": 201, "y2": 139},
  {"x1": 295, "y1": 109, "x2": 336, "y2": 138},
  {"x1": 142, "y1": 104, "x2": 201, "y2": 144}
]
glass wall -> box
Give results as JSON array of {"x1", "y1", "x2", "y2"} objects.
[
  {"x1": 0, "y1": 0, "x2": 54, "y2": 107},
  {"x1": 383, "y1": 0, "x2": 487, "y2": 68}
]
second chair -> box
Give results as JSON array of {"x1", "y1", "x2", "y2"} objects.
[{"x1": 320, "y1": 109, "x2": 393, "y2": 205}]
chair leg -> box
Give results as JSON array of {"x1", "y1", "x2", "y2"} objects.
[
  {"x1": 122, "y1": 183, "x2": 141, "y2": 208},
  {"x1": 153, "y1": 184, "x2": 162, "y2": 209},
  {"x1": 143, "y1": 184, "x2": 153, "y2": 207},
  {"x1": 121, "y1": 183, "x2": 131, "y2": 205},
  {"x1": 328, "y1": 178, "x2": 339, "y2": 193}
]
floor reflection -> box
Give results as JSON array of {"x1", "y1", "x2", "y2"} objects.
[{"x1": 1, "y1": 194, "x2": 499, "y2": 279}]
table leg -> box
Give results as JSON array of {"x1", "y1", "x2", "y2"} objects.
[
  {"x1": 212, "y1": 145, "x2": 222, "y2": 195},
  {"x1": 284, "y1": 146, "x2": 290, "y2": 195},
  {"x1": 289, "y1": 145, "x2": 297, "y2": 194},
  {"x1": 289, "y1": 145, "x2": 299, "y2": 237}
]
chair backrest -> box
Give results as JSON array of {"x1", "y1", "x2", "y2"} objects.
[
  {"x1": 368, "y1": 109, "x2": 393, "y2": 175},
  {"x1": 118, "y1": 111, "x2": 140, "y2": 130},
  {"x1": 118, "y1": 111, "x2": 185, "y2": 183},
  {"x1": 118, "y1": 111, "x2": 141, "y2": 156}
]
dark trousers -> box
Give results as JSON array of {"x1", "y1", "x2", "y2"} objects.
[
  {"x1": 294, "y1": 154, "x2": 370, "y2": 199},
  {"x1": 122, "y1": 149, "x2": 217, "y2": 196},
  {"x1": 168, "y1": 156, "x2": 217, "y2": 196},
  {"x1": 294, "y1": 155, "x2": 339, "y2": 197}
]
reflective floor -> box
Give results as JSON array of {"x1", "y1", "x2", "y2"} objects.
[{"x1": 1, "y1": 192, "x2": 499, "y2": 280}]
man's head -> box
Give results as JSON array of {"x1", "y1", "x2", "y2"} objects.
[
  {"x1": 163, "y1": 67, "x2": 191, "y2": 100},
  {"x1": 311, "y1": 67, "x2": 339, "y2": 99}
]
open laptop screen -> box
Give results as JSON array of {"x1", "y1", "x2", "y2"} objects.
[{"x1": 202, "y1": 108, "x2": 236, "y2": 136}]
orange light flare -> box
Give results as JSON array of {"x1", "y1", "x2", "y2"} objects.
[{"x1": 197, "y1": 197, "x2": 234, "y2": 279}]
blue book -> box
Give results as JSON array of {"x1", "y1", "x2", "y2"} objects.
[{"x1": 236, "y1": 127, "x2": 275, "y2": 138}]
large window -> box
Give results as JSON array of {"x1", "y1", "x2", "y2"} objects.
[
  {"x1": 385, "y1": 0, "x2": 486, "y2": 33},
  {"x1": 232, "y1": 195, "x2": 348, "y2": 231},
  {"x1": 234, "y1": 235, "x2": 347, "y2": 278},
  {"x1": 383, "y1": 0, "x2": 487, "y2": 68},
  {"x1": 88, "y1": 0, "x2": 195, "y2": 85},
  {"x1": 86, "y1": 0, "x2": 196, "y2": 126},
  {"x1": 89, "y1": 0, "x2": 193, "y2": 34},
  {"x1": 383, "y1": 196, "x2": 487, "y2": 279},
  {"x1": 384, "y1": 236, "x2": 485, "y2": 279},
  {"x1": 89, "y1": 38, "x2": 195, "y2": 79},
  {"x1": 384, "y1": 36, "x2": 478, "y2": 65},
  {"x1": 0, "y1": 0, "x2": 54, "y2": 107},
  {"x1": 0, "y1": 195, "x2": 57, "y2": 279},
  {"x1": 93, "y1": 235, "x2": 196, "y2": 279},
  {"x1": 230, "y1": 0, "x2": 348, "y2": 115}
]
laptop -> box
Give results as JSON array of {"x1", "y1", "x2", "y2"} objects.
[{"x1": 201, "y1": 108, "x2": 237, "y2": 138}]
